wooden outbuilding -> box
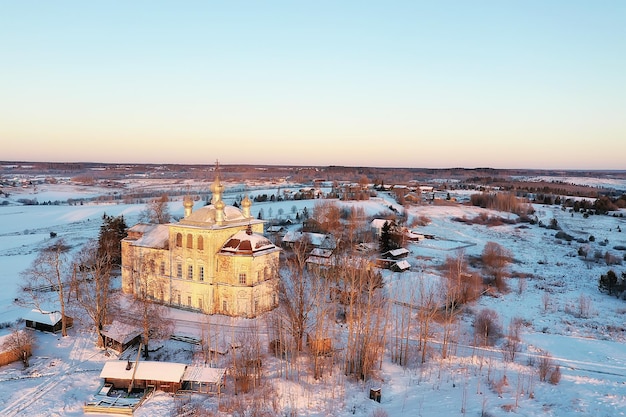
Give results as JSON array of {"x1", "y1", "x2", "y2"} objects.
[
  {"x1": 24, "y1": 309, "x2": 73, "y2": 334},
  {"x1": 99, "y1": 360, "x2": 187, "y2": 393},
  {"x1": 101, "y1": 321, "x2": 142, "y2": 354}
]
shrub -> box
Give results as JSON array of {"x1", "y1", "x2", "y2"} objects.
[
  {"x1": 474, "y1": 309, "x2": 502, "y2": 346},
  {"x1": 549, "y1": 365, "x2": 562, "y2": 384}
]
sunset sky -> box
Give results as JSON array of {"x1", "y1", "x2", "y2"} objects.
[{"x1": 1, "y1": 1, "x2": 624, "y2": 169}]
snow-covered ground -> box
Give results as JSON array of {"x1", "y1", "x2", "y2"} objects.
[{"x1": 1, "y1": 178, "x2": 625, "y2": 416}]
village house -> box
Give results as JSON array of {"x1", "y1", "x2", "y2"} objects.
[
  {"x1": 121, "y1": 168, "x2": 281, "y2": 318},
  {"x1": 97, "y1": 360, "x2": 225, "y2": 395},
  {"x1": 281, "y1": 231, "x2": 337, "y2": 252},
  {"x1": 370, "y1": 218, "x2": 395, "y2": 239}
]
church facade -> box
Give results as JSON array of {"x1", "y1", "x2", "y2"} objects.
[{"x1": 121, "y1": 173, "x2": 280, "y2": 317}]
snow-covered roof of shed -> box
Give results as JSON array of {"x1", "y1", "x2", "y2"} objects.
[
  {"x1": 220, "y1": 229, "x2": 278, "y2": 255},
  {"x1": 23, "y1": 309, "x2": 63, "y2": 325},
  {"x1": 384, "y1": 248, "x2": 409, "y2": 257},
  {"x1": 370, "y1": 219, "x2": 392, "y2": 229},
  {"x1": 99, "y1": 360, "x2": 186, "y2": 383},
  {"x1": 394, "y1": 260, "x2": 411, "y2": 270},
  {"x1": 182, "y1": 366, "x2": 226, "y2": 384},
  {"x1": 309, "y1": 248, "x2": 333, "y2": 258},
  {"x1": 282, "y1": 231, "x2": 335, "y2": 248},
  {"x1": 100, "y1": 321, "x2": 142, "y2": 345}
]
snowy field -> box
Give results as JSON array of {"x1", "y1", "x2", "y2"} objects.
[{"x1": 1, "y1": 178, "x2": 626, "y2": 416}]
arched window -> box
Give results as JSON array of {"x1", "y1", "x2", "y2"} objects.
[
  {"x1": 187, "y1": 234, "x2": 193, "y2": 249},
  {"x1": 176, "y1": 233, "x2": 182, "y2": 247},
  {"x1": 197, "y1": 236, "x2": 204, "y2": 250}
]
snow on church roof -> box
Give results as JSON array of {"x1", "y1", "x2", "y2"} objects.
[
  {"x1": 179, "y1": 204, "x2": 258, "y2": 227},
  {"x1": 220, "y1": 229, "x2": 278, "y2": 255},
  {"x1": 132, "y1": 224, "x2": 169, "y2": 248}
]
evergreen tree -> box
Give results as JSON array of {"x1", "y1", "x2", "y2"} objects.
[
  {"x1": 379, "y1": 221, "x2": 401, "y2": 253},
  {"x1": 98, "y1": 214, "x2": 128, "y2": 267}
]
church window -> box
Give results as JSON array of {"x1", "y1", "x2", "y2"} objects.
[
  {"x1": 199, "y1": 266, "x2": 204, "y2": 281},
  {"x1": 176, "y1": 233, "x2": 182, "y2": 247},
  {"x1": 239, "y1": 273, "x2": 247, "y2": 285},
  {"x1": 197, "y1": 236, "x2": 204, "y2": 250},
  {"x1": 176, "y1": 263, "x2": 182, "y2": 278},
  {"x1": 159, "y1": 261, "x2": 165, "y2": 276},
  {"x1": 187, "y1": 234, "x2": 193, "y2": 249},
  {"x1": 187, "y1": 265, "x2": 193, "y2": 280}
]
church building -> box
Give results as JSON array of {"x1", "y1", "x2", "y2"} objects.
[{"x1": 121, "y1": 170, "x2": 280, "y2": 317}]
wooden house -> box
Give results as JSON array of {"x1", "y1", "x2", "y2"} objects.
[{"x1": 24, "y1": 309, "x2": 73, "y2": 334}]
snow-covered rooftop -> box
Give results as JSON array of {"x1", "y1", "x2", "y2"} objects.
[
  {"x1": 100, "y1": 321, "x2": 142, "y2": 345},
  {"x1": 220, "y1": 229, "x2": 278, "y2": 255},
  {"x1": 182, "y1": 366, "x2": 226, "y2": 384},
  {"x1": 23, "y1": 309, "x2": 63, "y2": 325},
  {"x1": 99, "y1": 360, "x2": 187, "y2": 383}
]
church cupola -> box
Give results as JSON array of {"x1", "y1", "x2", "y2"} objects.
[
  {"x1": 183, "y1": 195, "x2": 194, "y2": 218},
  {"x1": 215, "y1": 199, "x2": 225, "y2": 225},
  {"x1": 241, "y1": 195, "x2": 252, "y2": 218}
]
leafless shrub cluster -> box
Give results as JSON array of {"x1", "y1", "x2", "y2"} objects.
[
  {"x1": 469, "y1": 192, "x2": 535, "y2": 216},
  {"x1": 537, "y1": 350, "x2": 560, "y2": 384},
  {"x1": 473, "y1": 309, "x2": 502, "y2": 346},
  {"x1": 481, "y1": 242, "x2": 513, "y2": 292},
  {"x1": 564, "y1": 294, "x2": 593, "y2": 319}
]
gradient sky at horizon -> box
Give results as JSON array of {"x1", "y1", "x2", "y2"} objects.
[{"x1": 1, "y1": 1, "x2": 624, "y2": 169}]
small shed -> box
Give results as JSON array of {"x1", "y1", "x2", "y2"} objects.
[
  {"x1": 382, "y1": 248, "x2": 409, "y2": 260},
  {"x1": 101, "y1": 321, "x2": 142, "y2": 353},
  {"x1": 99, "y1": 360, "x2": 187, "y2": 393},
  {"x1": 24, "y1": 309, "x2": 73, "y2": 333},
  {"x1": 182, "y1": 366, "x2": 226, "y2": 395},
  {"x1": 391, "y1": 260, "x2": 411, "y2": 273}
]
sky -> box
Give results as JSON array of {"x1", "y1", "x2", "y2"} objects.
[{"x1": 1, "y1": 1, "x2": 625, "y2": 170}]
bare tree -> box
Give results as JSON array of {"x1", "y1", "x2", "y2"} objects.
[
  {"x1": 140, "y1": 194, "x2": 171, "y2": 224},
  {"x1": 473, "y1": 308, "x2": 502, "y2": 346},
  {"x1": 340, "y1": 257, "x2": 387, "y2": 380},
  {"x1": 125, "y1": 252, "x2": 173, "y2": 358},
  {"x1": 69, "y1": 241, "x2": 115, "y2": 347},
  {"x1": 481, "y1": 241, "x2": 512, "y2": 292},
  {"x1": 277, "y1": 239, "x2": 314, "y2": 353},
  {"x1": 20, "y1": 240, "x2": 72, "y2": 337},
  {"x1": 1, "y1": 326, "x2": 34, "y2": 368},
  {"x1": 232, "y1": 323, "x2": 264, "y2": 394}
]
